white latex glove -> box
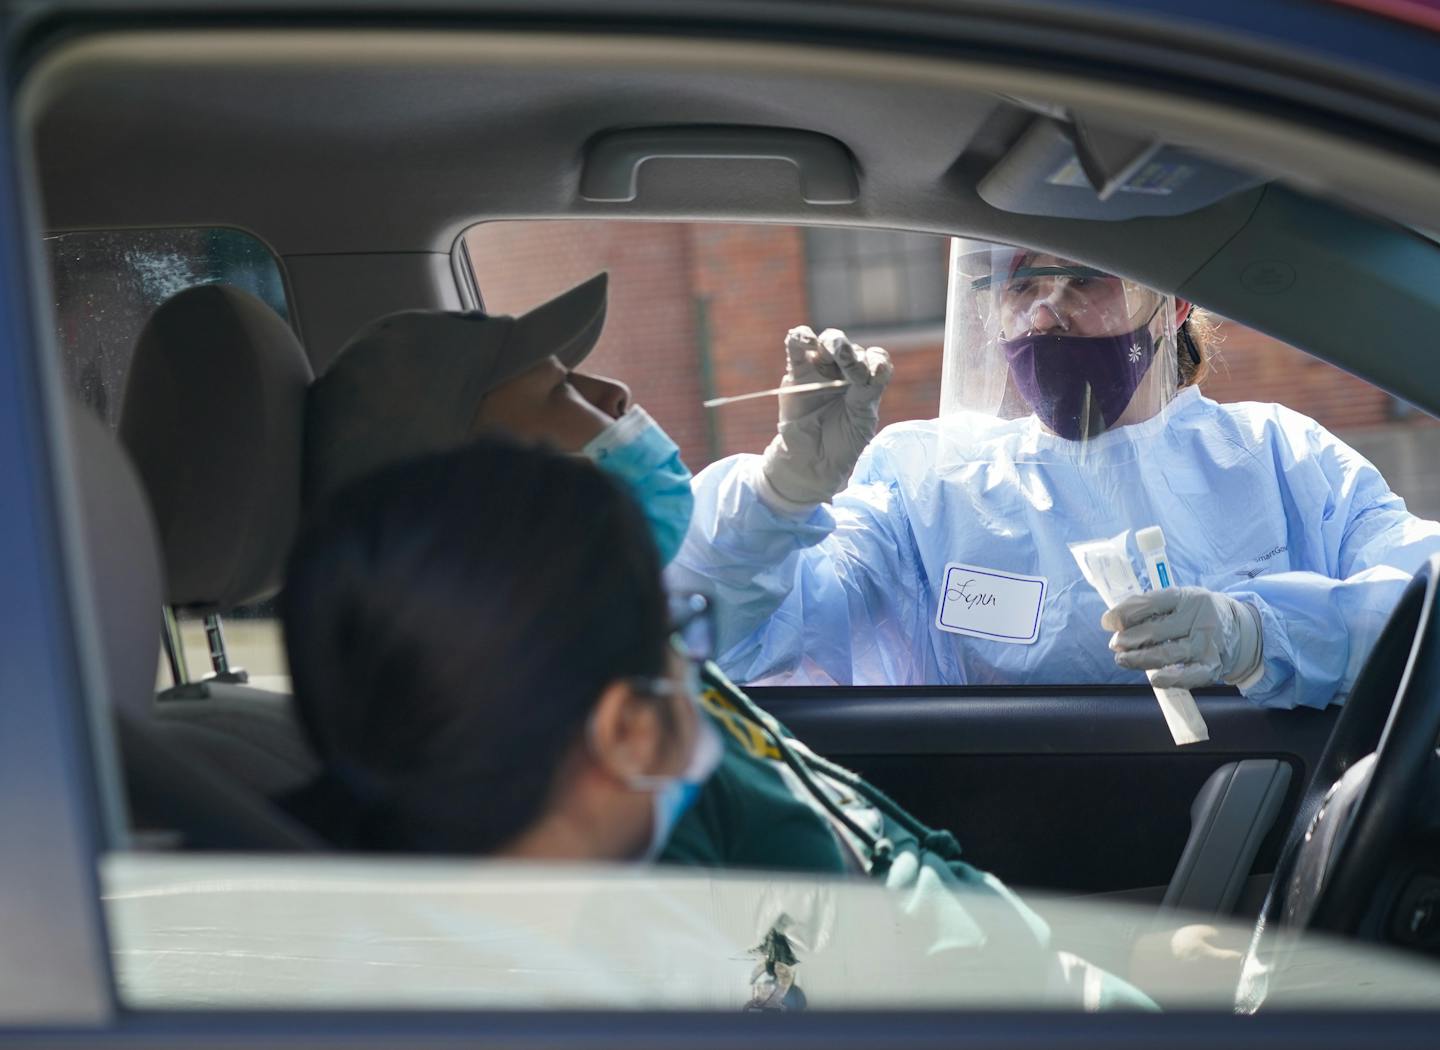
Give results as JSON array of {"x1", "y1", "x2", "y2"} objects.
[
  {"x1": 759, "y1": 325, "x2": 893, "y2": 508},
  {"x1": 1103, "y1": 586, "x2": 1264, "y2": 689}
]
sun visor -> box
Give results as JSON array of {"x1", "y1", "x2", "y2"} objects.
[{"x1": 979, "y1": 117, "x2": 1264, "y2": 221}]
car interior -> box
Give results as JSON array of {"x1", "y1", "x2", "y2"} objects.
[{"x1": 17, "y1": 14, "x2": 1440, "y2": 1008}]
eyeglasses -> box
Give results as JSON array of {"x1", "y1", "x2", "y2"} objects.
[
  {"x1": 969, "y1": 264, "x2": 1113, "y2": 292},
  {"x1": 625, "y1": 592, "x2": 714, "y2": 700}
]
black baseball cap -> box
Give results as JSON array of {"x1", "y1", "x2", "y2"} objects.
[{"x1": 306, "y1": 271, "x2": 608, "y2": 504}]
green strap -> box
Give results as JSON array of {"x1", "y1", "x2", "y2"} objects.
[
  {"x1": 701, "y1": 661, "x2": 889, "y2": 864},
  {"x1": 701, "y1": 662, "x2": 967, "y2": 869}
]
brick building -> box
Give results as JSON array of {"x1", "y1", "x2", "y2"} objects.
[{"x1": 467, "y1": 220, "x2": 1440, "y2": 518}]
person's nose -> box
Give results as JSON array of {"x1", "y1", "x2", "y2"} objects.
[
  {"x1": 1024, "y1": 283, "x2": 1069, "y2": 335},
  {"x1": 571, "y1": 372, "x2": 631, "y2": 419}
]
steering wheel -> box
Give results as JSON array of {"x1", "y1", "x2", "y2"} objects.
[{"x1": 1235, "y1": 554, "x2": 1440, "y2": 1011}]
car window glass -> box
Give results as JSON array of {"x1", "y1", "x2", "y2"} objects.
[
  {"x1": 48, "y1": 227, "x2": 289, "y2": 428},
  {"x1": 47, "y1": 227, "x2": 292, "y2": 689},
  {"x1": 100, "y1": 852, "x2": 1440, "y2": 1011},
  {"x1": 465, "y1": 220, "x2": 1440, "y2": 692}
]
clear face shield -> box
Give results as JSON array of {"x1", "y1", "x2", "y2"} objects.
[{"x1": 938, "y1": 239, "x2": 1180, "y2": 466}]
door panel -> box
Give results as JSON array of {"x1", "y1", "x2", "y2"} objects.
[{"x1": 755, "y1": 687, "x2": 1338, "y2": 899}]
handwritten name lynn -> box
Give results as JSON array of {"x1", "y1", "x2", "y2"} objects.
[{"x1": 945, "y1": 578, "x2": 998, "y2": 610}]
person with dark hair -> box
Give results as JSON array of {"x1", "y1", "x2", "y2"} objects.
[
  {"x1": 282, "y1": 435, "x2": 720, "y2": 858},
  {"x1": 283, "y1": 434, "x2": 1156, "y2": 1009}
]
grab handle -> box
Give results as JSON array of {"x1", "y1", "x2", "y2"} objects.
[{"x1": 580, "y1": 126, "x2": 859, "y2": 204}]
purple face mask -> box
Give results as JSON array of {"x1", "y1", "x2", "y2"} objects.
[{"x1": 1002, "y1": 324, "x2": 1157, "y2": 440}]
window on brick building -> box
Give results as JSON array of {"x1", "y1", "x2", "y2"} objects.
[{"x1": 803, "y1": 228, "x2": 948, "y2": 332}]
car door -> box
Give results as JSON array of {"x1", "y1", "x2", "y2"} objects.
[
  {"x1": 8, "y1": 3, "x2": 1440, "y2": 1050},
  {"x1": 761, "y1": 685, "x2": 1337, "y2": 904}
]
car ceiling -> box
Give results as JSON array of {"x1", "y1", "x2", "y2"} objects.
[{"x1": 21, "y1": 27, "x2": 1440, "y2": 411}]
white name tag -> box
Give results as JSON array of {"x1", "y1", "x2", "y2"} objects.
[{"x1": 935, "y1": 562, "x2": 1047, "y2": 645}]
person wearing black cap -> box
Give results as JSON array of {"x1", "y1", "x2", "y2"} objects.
[
  {"x1": 308, "y1": 273, "x2": 691, "y2": 566},
  {"x1": 308, "y1": 273, "x2": 614, "y2": 499},
  {"x1": 302, "y1": 273, "x2": 849, "y2": 875}
]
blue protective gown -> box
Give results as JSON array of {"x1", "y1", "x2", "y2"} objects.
[{"x1": 670, "y1": 387, "x2": 1440, "y2": 709}]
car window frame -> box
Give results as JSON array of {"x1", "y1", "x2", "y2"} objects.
[{"x1": 0, "y1": 27, "x2": 116, "y2": 1026}]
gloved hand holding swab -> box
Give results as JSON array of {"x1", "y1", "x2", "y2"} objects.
[{"x1": 755, "y1": 326, "x2": 894, "y2": 507}]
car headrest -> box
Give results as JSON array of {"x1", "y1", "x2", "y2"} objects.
[
  {"x1": 119, "y1": 285, "x2": 313, "y2": 612},
  {"x1": 70, "y1": 405, "x2": 164, "y2": 717}
]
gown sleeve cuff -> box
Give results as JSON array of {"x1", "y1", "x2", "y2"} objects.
[
  {"x1": 1229, "y1": 601, "x2": 1267, "y2": 690},
  {"x1": 751, "y1": 460, "x2": 825, "y2": 518},
  {"x1": 1229, "y1": 593, "x2": 1297, "y2": 707}
]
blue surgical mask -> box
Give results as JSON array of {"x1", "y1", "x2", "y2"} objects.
[
  {"x1": 587, "y1": 662, "x2": 722, "y2": 861},
  {"x1": 631, "y1": 714, "x2": 723, "y2": 860},
  {"x1": 583, "y1": 406, "x2": 695, "y2": 564}
]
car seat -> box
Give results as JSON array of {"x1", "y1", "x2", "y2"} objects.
[
  {"x1": 118, "y1": 283, "x2": 320, "y2": 798},
  {"x1": 68, "y1": 400, "x2": 317, "y2": 848}
]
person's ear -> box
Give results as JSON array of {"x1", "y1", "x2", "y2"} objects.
[
  {"x1": 1175, "y1": 299, "x2": 1194, "y2": 328},
  {"x1": 587, "y1": 680, "x2": 665, "y2": 782}
]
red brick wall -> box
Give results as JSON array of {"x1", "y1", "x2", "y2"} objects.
[
  {"x1": 467, "y1": 222, "x2": 824, "y2": 464},
  {"x1": 1197, "y1": 319, "x2": 1398, "y2": 429},
  {"x1": 686, "y1": 224, "x2": 809, "y2": 458},
  {"x1": 681, "y1": 225, "x2": 951, "y2": 453},
  {"x1": 874, "y1": 341, "x2": 944, "y2": 429},
  {"x1": 466, "y1": 220, "x2": 1432, "y2": 475}
]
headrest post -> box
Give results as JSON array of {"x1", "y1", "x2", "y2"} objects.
[
  {"x1": 202, "y1": 614, "x2": 248, "y2": 684},
  {"x1": 204, "y1": 614, "x2": 229, "y2": 676},
  {"x1": 161, "y1": 606, "x2": 189, "y2": 686}
]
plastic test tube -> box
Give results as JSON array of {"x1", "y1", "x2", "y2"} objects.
[{"x1": 1136, "y1": 525, "x2": 1173, "y2": 592}]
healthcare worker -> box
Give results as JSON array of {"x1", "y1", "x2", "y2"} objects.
[{"x1": 671, "y1": 239, "x2": 1440, "y2": 709}]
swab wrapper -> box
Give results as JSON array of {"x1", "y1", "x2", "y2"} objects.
[{"x1": 1068, "y1": 531, "x2": 1210, "y2": 746}]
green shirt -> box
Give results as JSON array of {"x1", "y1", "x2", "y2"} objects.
[
  {"x1": 659, "y1": 681, "x2": 848, "y2": 874},
  {"x1": 657, "y1": 668, "x2": 1155, "y2": 1011}
]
